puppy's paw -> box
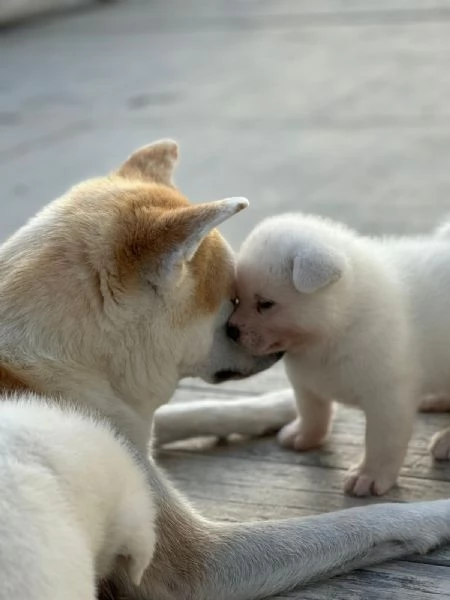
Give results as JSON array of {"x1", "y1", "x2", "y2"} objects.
[
  {"x1": 344, "y1": 464, "x2": 398, "y2": 497},
  {"x1": 277, "y1": 418, "x2": 327, "y2": 451},
  {"x1": 429, "y1": 429, "x2": 450, "y2": 460}
]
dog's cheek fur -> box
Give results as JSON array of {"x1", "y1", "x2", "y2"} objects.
[
  {"x1": 107, "y1": 182, "x2": 195, "y2": 292},
  {"x1": 187, "y1": 230, "x2": 235, "y2": 319}
]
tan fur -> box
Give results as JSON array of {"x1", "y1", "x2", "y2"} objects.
[
  {"x1": 109, "y1": 182, "x2": 234, "y2": 317},
  {"x1": 0, "y1": 139, "x2": 229, "y2": 590},
  {"x1": 115, "y1": 139, "x2": 235, "y2": 316},
  {"x1": 117, "y1": 140, "x2": 179, "y2": 187}
]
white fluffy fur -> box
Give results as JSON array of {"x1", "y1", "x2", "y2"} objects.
[
  {"x1": 0, "y1": 398, "x2": 155, "y2": 599},
  {"x1": 230, "y1": 213, "x2": 450, "y2": 496}
]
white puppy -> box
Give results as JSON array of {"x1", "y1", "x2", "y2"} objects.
[
  {"x1": 0, "y1": 397, "x2": 155, "y2": 600},
  {"x1": 229, "y1": 213, "x2": 450, "y2": 497}
]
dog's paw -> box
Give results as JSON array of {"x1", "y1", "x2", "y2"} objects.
[
  {"x1": 344, "y1": 465, "x2": 398, "y2": 497},
  {"x1": 277, "y1": 418, "x2": 327, "y2": 451},
  {"x1": 429, "y1": 429, "x2": 450, "y2": 460}
]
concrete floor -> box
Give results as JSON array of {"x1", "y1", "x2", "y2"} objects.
[{"x1": 2, "y1": 0, "x2": 450, "y2": 248}]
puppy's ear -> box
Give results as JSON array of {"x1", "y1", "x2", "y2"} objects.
[
  {"x1": 117, "y1": 139, "x2": 179, "y2": 186},
  {"x1": 292, "y1": 243, "x2": 345, "y2": 294},
  {"x1": 158, "y1": 197, "x2": 248, "y2": 279}
]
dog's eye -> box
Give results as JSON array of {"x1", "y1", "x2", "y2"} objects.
[
  {"x1": 231, "y1": 297, "x2": 240, "y2": 307},
  {"x1": 257, "y1": 300, "x2": 275, "y2": 312}
]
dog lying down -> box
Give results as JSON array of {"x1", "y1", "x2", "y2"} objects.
[
  {"x1": 156, "y1": 213, "x2": 450, "y2": 498},
  {"x1": 0, "y1": 398, "x2": 154, "y2": 600}
]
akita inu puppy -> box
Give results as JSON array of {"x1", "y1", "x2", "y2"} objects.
[
  {"x1": 2, "y1": 140, "x2": 450, "y2": 600},
  {"x1": 229, "y1": 212, "x2": 450, "y2": 497}
]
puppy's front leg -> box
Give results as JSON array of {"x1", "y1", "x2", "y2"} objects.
[
  {"x1": 277, "y1": 385, "x2": 333, "y2": 451},
  {"x1": 344, "y1": 388, "x2": 415, "y2": 497}
]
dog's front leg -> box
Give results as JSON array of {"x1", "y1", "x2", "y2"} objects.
[
  {"x1": 344, "y1": 386, "x2": 416, "y2": 497},
  {"x1": 152, "y1": 389, "x2": 296, "y2": 446},
  {"x1": 105, "y1": 462, "x2": 450, "y2": 600}
]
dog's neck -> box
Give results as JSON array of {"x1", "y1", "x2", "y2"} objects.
[{"x1": 0, "y1": 354, "x2": 176, "y2": 453}]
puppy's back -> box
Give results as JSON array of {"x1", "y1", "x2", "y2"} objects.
[{"x1": 379, "y1": 237, "x2": 450, "y2": 391}]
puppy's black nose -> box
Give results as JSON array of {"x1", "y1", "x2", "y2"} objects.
[{"x1": 226, "y1": 323, "x2": 240, "y2": 342}]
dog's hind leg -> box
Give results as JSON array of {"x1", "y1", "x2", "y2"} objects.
[
  {"x1": 152, "y1": 389, "x2": 296, "y2": 446},
  {"x1": 107, "y1": 460, "x2": 450, "y2": 600}
]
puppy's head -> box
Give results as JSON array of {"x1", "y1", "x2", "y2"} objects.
[
  {"x1": 229, "y1": 214, "x2": 352, "y2": 355},
  {"x1": 0, "y1": 140, "x2": 280, "y2": 400}
]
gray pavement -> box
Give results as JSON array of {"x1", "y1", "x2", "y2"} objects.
[{"x1": 2, "y1": 0, "x2": 450, "y2": 248}]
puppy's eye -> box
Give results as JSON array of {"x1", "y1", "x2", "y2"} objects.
[
  {"x1": 257, "y1": 300, "x2": 275, "y2": 312},
  {"x1": 231, "y1": 297, "x2": 240, "y2": 307}
]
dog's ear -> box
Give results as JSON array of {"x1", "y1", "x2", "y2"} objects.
[
  {"x1": 117, "y1": 139, "x2": 179, "y2": 186},
  {"x1": 157, "y1": 197, "x2": 248, "y2": 279},
  {"x1": 292, "y1": 243, "x2": 345, "y2": 294}
]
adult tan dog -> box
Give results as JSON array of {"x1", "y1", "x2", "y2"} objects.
[{"x1": 1, "y1": 139, "x2": 450, "y2": 600}]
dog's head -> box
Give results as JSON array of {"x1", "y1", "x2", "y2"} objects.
[
  {"x1": 0, "y1": 140, "x2": 281, "y2": 404},
  {"x1": 229, "y1": 214, "x2": 353, "y2": 355}
]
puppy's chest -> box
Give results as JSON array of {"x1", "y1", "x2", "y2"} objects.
[{"x1": 285, "y1": 354, "x2": 361, "y2": 407}]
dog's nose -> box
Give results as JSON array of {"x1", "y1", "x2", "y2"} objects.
[{"x1": 226, "y1": 323, "x2": 240, "y2": 342}]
